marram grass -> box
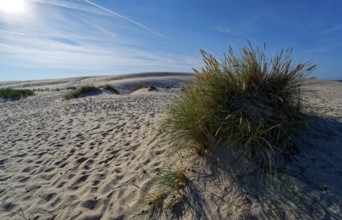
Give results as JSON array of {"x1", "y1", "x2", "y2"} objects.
[
  {"x1": 99, "y1": 84, "x2": 120, "y2": 94},
  {"x1": 135, "y1": 167, "x2": 187, "y2": 211},
  {"x1": 0, "y1": 88, "x2": 34, "y2": 100},
  {"x1": 63, "y1": 85, "x2": 99, "y2": 100},
  {"x1": 157, "y1": 168, "x2": 187, "y2": 191},
  {"x1": 129, "y1": 83, "x2": 157, "y2": 93},
  {"x1": 162, "y1": 42, "x2": 316, "y2": 172}
]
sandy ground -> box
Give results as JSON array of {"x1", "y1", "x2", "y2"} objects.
[{"x1": 0, "y1": 73, "x2": 341, "y2": 219}]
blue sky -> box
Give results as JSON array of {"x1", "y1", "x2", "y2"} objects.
[{"x1": 0, "y1": 0, "x2": 341, "y2": 81}]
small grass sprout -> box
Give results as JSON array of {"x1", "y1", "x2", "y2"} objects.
[
  {"x1": 165, "y1": 193, "x2": 186, "y2": 210},
  {"x1": 133, "y1": 184, "x2": 167, "y2": 208},
  {"x1": 135, "y1": 167, "x2": 187, "y2": 212},
  {"x1": 157, "y1": 169, "x2": 187, "y2": 191}
]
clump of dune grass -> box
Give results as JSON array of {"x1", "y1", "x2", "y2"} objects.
[
  {"x1": 156, "y1": 168, "x2": 187, "y2": 209},
  {"x1": 135, "y1": 167, "x2": 187, "y2": 211},
  {"x1": 63, "y1": 85, "x2": 99, "y2": 100},
  {"x1": 157, "y1": 169, "x2": 187, "y2": 191},
  {"x1": 32, "y1": 88, "x2": 50, "y2": 92},
  {"x1": 134, "y1": 184, "x2": 168, "y2": 208},
  {"x1": 129, "y1": 84, "x2": 157, "y2": 93},
  {"x1": 162, "y1": 42, "x2": 316, "y2": 172},
  {"x1": 65, "y1": 86, "x2": 76, "y2": 90},
  {"x1": 99, "y1": 84, "x2": 120, "y2": 94},
  {"x1": 0, "y1": 88, "x2": 34, "y2": 100}
]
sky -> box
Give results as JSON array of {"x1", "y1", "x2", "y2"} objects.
[{"x1": 0, "y1": 0, "x2": 341, "y2": 81}]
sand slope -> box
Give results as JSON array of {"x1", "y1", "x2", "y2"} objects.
[{"x1": 0, "y1": 74, "x2": 342, "y2": 219}]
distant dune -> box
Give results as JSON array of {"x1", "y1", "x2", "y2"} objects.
[{"x1": 0, "y1": 72, "x2": 194, "y2": 90}]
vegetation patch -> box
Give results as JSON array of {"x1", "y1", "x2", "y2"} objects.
[
  {"x1": 129, "y1": 84, "x2": 157, "y2": 93},
  {"x1": 157, "y1": 169, "x2": 187, "y2": 191},
  {"x1": 0, "y1": 88, "x2": 34, "y2": 100},
  {"x1": 99, "y1": 84, "x2": 120, "y2": 94},
  {"x1": 32, "y1": 88, "x2": 50, "y2": 92},
  {"x1": 65, "y1": 86, "x2": 76, "y2": 91},
  {"x1": 162, "y1": 42, "x2": 316, "y2": 172},
  {"x1": 135, "y1": 167, "x2": 187, "y2": 211},
  {"x1": 63, "y1": 85, "x2": 99, "y2": 100}
]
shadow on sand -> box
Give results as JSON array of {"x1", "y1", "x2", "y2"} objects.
[{"x1": 152, "y1": 114, "x2": 342, "y2": 219}]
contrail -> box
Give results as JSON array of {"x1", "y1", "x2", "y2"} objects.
[{"x1": 82, "y1": 0, "x2": 170, "y2": 40}]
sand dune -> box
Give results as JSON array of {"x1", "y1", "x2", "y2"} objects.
[{"x1": 0, "y1": 73, "x2": 341, "y2": 219}]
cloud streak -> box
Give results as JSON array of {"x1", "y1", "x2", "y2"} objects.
[
  {"x1": 0, "y1": 0, "x2": 195, "y2": 78},
  {"x1": 323, "y1": 25, "x2": 342, "y2": 34},
  {"x1": 29, "y1": 0, "x2": 110, "y2": 16},
  {"x1": 30, "y1": 0, "x2": 170, "y2": 40},
  {"x1": 216, "y1": 26, "x2": 233, "y2": 34},
  {"x1": 82, "y1": 0, "x2": 170, "y2": 40}
]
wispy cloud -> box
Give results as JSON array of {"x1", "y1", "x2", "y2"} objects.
[
  {"x1": 216, "y1": 26, "x2": 233, "y2": 34},
  {"x1": 48, "y1": 37, "x2": 80, "y2": 46},
  {"x1": 323, "y1": 25, "x2": 342, "y2": 34},
  {"x1": 0, "y1": 0, "x2": 194, "y2": 75},
  {"x1": 215, "y1": 25, "x2": 246, "y2": 37},
  {"x1": 29, "y1": 0, "x2": 110, "y2": 16},
  {"x1": 303, "y1": 41, "x2": 342, "y2": 54},
  {"x1": 215, "y1": 14, "x2": 263, "y2": 36},
  {"x1": 30, "y1": 0, "x2": 170, "y2": 40},
  {"x1": 82, "y1": 0, "x2": 170, "y2": 40}
]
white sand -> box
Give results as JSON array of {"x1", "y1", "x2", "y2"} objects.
[{"x1": 0, "y1": 73, "x2": 341, "y2": 219}]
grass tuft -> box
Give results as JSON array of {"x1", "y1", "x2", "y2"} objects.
[
  {"x1": 99, "y1": 84, "x2": 120, "y2": 94},
  {"x1": 0, "y1": 88, "x2": 34, "y2": 100},
  {"x1": 133, "y1": 184, "x2": 167, "y2": 209},
  {"x1": 135, "y1": 167, "x2": 187, "y2": 212},
  {"x1": 157, "y1": 169, "x2": 187, "y2": 191},
  {"x1": 129, "y1": 84, "x2": 157, "y2": 93},
  {"x1": 63, "y1": 85, "x2": 99, "y2": 100},
  {"x1": 32, "y1": 88, "x2": 50, "y2": 92},
  {"x1": 162, "y1": 42, "x2": 316, "y2": 172},
  {"x1": 65, "y1": 86, "x2": 76, "y2": 90}
]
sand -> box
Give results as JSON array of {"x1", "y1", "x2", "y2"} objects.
[{"x1": 0, "y1": 73, "x2": 341, "y2": 219}]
